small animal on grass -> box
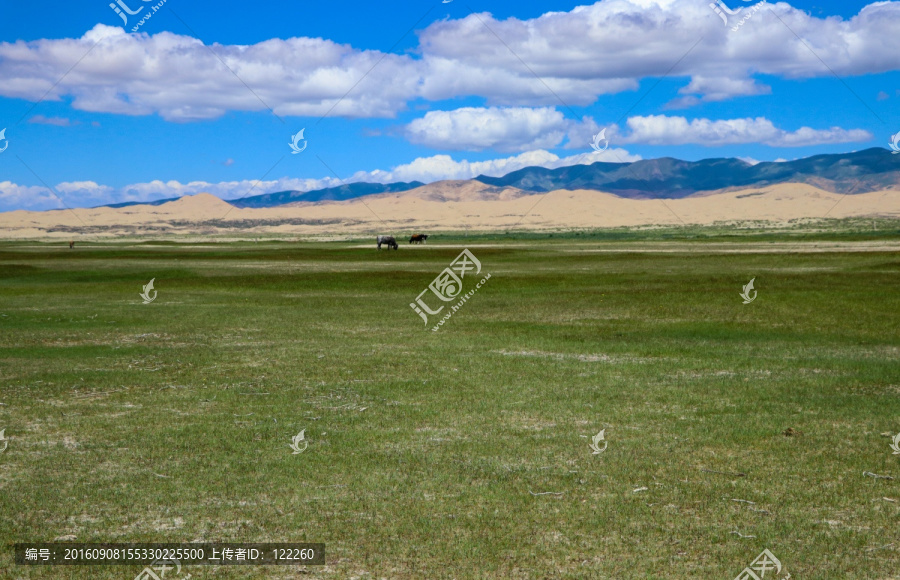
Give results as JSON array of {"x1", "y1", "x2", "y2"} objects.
[
  {"x1": 409, "y1": 234, "x2": 428, "y2": 244},
  {"x1": 377, "y1": 235, "x2": 398, "y2": 250},
  {"x1": 69, "y1": 241, "x2": 75, "y2": 249}
]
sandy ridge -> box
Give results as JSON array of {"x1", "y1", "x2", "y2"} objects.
[{"x1": 1, "y1": 181, "x2": 898, "y2": 239}]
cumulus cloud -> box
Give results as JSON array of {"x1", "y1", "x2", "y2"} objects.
[
  {"x1": 668, "y1": 76, "x2": 772, "y2": 108},
  {"x1": 0, "y1": 25, "x2": 420, "y2": 121},
  {"x1": 55, "y1": 181, "x2": 115, "y2": 203},
  {"x1": 346, "y1": 147, "x2": 641, "y2": 183},
  {"x1": 618, "y1": 114, "x2": 872, "y2": 146},
  {"x1": 0, "y1": 2, "x2": 897, "y2": 119},
  {"x1": 404, "y1": 107, "x2": 570, "y2": 152},
  {"x1": 405, "y1": 107, "x2": 872, "y2": 151},
  {"x1": 0, "y1": 181, "x2": 70, "y2": 212},
  {"x1": 417, "y1": 0, "x2": 900, "y2": 106},
  {"x1": 404, "y1": 107, "x2": 619, "y2": 152}
]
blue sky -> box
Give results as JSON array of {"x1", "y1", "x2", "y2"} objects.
[{"x1": 0, "y1": 0, "x2": 897, "y2": 210}]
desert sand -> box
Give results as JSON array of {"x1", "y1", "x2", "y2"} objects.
[{"x1": 1, "y1": 181, "x2": 898, "y2": 239}]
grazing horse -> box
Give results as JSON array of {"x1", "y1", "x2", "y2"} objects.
[
  {"x1": 69, "y1": 241, "x2": 75, "y2": 249},
  {"x1": 409, "y1": 234, "x2": 428, "y2": 244},
  {"x1": 377, "y1": 235, "x2": 398, "y2": 250}
]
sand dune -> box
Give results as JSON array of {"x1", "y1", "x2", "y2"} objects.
[{"x1": 1, "y1": 183, "x2": 898, "y2": 239}]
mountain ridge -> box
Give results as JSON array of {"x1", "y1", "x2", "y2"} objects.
[
  {"x1": 95, "y1": 148, "x2": 899, "y2": 209},
  {"x1": 100, "y1": 181, "x2": 425, "y2": 209},
  {"x1": 474, "y1": 148, "x2": 900, "y2": 198}
]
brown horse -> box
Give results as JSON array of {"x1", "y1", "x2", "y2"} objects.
[
  {"x1": 409, "y1": 234, "x2": 428, "y2": 244},
  {"x1": 69, "y1": 241, "x2": 75, "y2": 249}
]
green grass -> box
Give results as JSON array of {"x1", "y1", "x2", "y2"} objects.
[{"x1": 0, "y1": 232, "x2": 898, "y2": 579}]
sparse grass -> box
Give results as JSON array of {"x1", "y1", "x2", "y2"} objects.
[{"x1": 0, "y1": 232, "x2": 898, "y2": 579}]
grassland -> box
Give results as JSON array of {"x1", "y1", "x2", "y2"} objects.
[{"x1": 0, "y1": 228, "x2": 898, "y2": 579}]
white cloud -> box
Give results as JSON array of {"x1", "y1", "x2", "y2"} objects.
[
  {"x1": 0, "y1": 2, "x2": 897, "y2": 119},
  {"x1": 668, "y1": 76, "x2": 771, "y2": 108},
  {"x1": 0, "y1": 25, "x2": 420, "y2": 121},
  {"x1": 347, "y1": 147, "x2": 641, "y2": 183},
  {"x1": 404, "y1": 107, "x2": 570, "y2": 152},
  {"x1": 619, "y1": 114, "x2": 872, "y2": 146},
  {"x1": 404, "y1": 107, "x2": 619, "y2": 152},
  {"x1": 417, "y1": 1, "x2": 900, "y2": 106},
  {"x1": 55, "y1": 181, "x2": 115, "y2": 202},
  {"x1": 0, "y1": 181, "x2": 69, "y2": 212}
]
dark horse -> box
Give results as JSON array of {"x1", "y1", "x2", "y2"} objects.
[
  {"x1": 409, "y1": 234, "x2": 428, "y2": 244},
  {"x1": 69, "y1": 241, "x2": 75, "y2": 249},
  {"x1": 377, "y1": 235, "x2": 398, "y2": 250}
]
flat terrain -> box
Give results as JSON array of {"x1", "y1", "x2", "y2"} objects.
[{"x1": 0, "y1": 230, "x2": 898, "y2": 578}]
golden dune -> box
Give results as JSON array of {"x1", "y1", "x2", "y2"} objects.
[{"x1": 1, "y1": 183, "x2": 898, "y2": 239}]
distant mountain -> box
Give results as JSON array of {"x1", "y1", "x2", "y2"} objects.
[
  {"x1": 227, "y1": 181, "x2": 425, "y2": 208},
  {"x1": 96, "y1": 148, "x2": 899, "y2": 210},
  {"x1": 97, "y1": 181, "x2": 424, "y2": 209},
  {"x1": 104, "y1": 197, "x2": 181, "y2": 208},
  {"x1": 475, "y1": 148, "x2": 900, "y2": 198}
]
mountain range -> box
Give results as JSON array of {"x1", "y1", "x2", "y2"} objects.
[
  {"x1": 104, "y1": 181, "x2": 425, "y2": 209},
  {"x1": 475, "y1": 147, "x2": 900, "y2": 198},
  {"x1": 99, "y1": 148, "x2": 899, "y2": 209}
]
